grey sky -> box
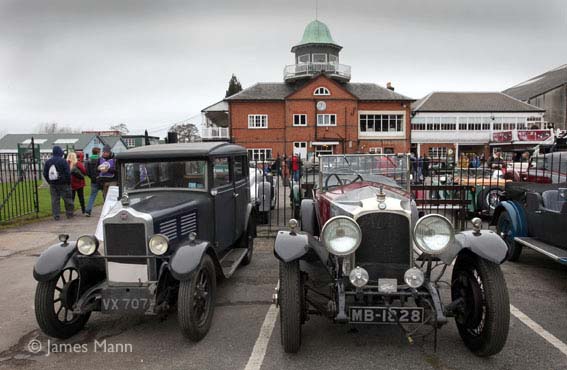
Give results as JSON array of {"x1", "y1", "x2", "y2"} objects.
[{"x1": 1, "y1": 0, "x2": 566, "y2": 138}]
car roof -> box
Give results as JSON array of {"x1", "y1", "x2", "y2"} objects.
[{"x1": 115, "y1": 142, "x2": 247, "y2": 160}]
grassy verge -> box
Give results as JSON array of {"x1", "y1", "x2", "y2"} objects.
[{"x1": 0, "y1": 178, "x2": 105, "y2": 229}]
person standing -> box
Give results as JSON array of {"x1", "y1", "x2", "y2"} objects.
[
  {"x1": 68, "y1": 151, "x2": 87, "y2": 214},
  {"x1": 98, "y1": 145, "x2": 117, "y2": 199},
  {"x1": 291, "y1": 154, "x2": 301, "y2": 182},
  {"x1": 43, "y1": 146, "x2": 74, "y2": 220},
  {"x1": 85, "y1": 147, "x2": 101, "y2": 217}
]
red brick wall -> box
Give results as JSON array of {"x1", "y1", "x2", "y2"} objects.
[{"x1": 418, "y1": 143, "x2": 456, "y2": 157}]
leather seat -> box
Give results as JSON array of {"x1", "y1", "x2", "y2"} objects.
[{"x1": 541, "y1": 189, "x2": 567, "y2": 213}]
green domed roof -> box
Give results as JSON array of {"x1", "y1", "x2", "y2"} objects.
[{"x1": 297, "y1": 20, "x2": 337, "y2": 46}]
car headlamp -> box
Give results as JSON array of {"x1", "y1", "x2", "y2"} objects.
[
  {"x1": 77, "y1": 235, "x2": 99, "y2": 256},
  {"x1": 413, "y1": 214, "x2": 454, "y2": 255},
  {"x1": 149, "y1": 234, "x2": 169, "y2": 256},
  {"x1": 321, "y1": 216, "x2": 362, "y2": 256}
]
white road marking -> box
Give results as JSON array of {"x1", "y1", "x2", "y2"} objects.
[
  {"x1": 244, "y1": 304, "x2": 279, "y2": 370},
  {"x1": 510, "y1": 304, "x2": 567, "y2": 357}
]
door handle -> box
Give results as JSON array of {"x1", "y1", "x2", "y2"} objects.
[
  {"x1": 233, "y1": 192, "x2": 239, "y2": 198},
  {"x1": 534, "y1": 210, "x2": 542, "y2": 214}
]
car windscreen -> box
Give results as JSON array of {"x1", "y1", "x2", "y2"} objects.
[
  {"x1": 319, "y1": 154, "x2": 410, "y2": 190},
  {"x1": 122, "y1": 160, "x2": 207, "y2": 191}
]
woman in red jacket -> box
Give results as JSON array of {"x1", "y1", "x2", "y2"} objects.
[{"x1": 67, "y1": 151, "x2": 87, "y2": 214}]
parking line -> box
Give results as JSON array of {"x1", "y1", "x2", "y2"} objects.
[
  {"x1": 510, "y1": 304, "x2": 567, "y2": 357},
  {"x1": 244, "y1": 304, "x2": 278, "y2": 370}
]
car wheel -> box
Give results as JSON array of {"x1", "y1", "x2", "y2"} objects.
[
  {"x1": 279, "y1": 260, "x2": 303, "y2": 353},
  {"x1": 496, "y1": 210, "x2": 522, "y2": 261},
  {"x1": 451, "y1": 251, "x2": 510, "y2": 357},
  {"x1": 480, "y1": 188, "x2": 503, "y2": 216},
  {"x1": 178, "y1": 255, "x2": 216, "y2": 341},
  {"x1": 35, "y1": 268, "x2": 91, "y2": 339},
  {"x1": 240, "y1": 218, "x2": 255, "y2": 266}
]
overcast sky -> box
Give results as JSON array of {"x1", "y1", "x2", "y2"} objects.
[{"x1": 1, "y1": 0, "x2": 566, "y2": 138}]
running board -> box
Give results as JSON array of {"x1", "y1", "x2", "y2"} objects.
[
  {"x1": 514, "y1": 237, "x2": 567, "y2": 265},
  {"x1": 219, "y1": 248, "x2": 248, "y2": 278}
]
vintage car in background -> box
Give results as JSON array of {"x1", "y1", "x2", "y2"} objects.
[
  {"x1": 274, "y1": 154, "x2": 510, "y2": 356},
  {"x1": 494, "y1": 181, "x2": 567, "y2": 264},
  {"x1": 33, "y1": 143, "x2": 256, "y2": 341},
  {"x1": 451, "y1": 167, "x2": 508, "y2": 216},
  {"x1": 249, "y1": 161, "x2": 277, "y2": 223}
]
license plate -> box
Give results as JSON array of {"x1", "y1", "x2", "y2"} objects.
[
  {"x1": 349, "y1": 307, "x2": 424, "y2": 324},
  {"x1": 101, "y1": 288, "x2": 154, "y2": 313}
]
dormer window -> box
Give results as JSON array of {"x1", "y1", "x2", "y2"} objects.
[{"x1": 314, "y1": 87, "x2": 330, "y2": 96}]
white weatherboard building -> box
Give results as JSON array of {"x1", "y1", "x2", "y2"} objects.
[{"x1": 411, "y1": 92, "x2": 546, "y2": 159}]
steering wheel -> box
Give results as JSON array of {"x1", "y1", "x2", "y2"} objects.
[
  {"x1": 349, "y1": 174, "x2": 363, "y2": 184},
  {"x1": 324, "y1": 174, "x2": 344, "y2": 190}
]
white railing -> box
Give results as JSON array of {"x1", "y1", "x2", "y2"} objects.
[
  {"x1": 202, "y1": 127, "x2": 230, "y2": 140},
  {"x1": 283, "y1": 63, "x2": 351, "y2": 81}
]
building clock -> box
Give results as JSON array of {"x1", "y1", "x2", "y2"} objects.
[{"x1": 316, "y1": 101, "x2": 327, "y2": 111}]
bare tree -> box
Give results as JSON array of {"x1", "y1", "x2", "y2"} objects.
[
  {"x1": 169, "y1": 123, "x2": 201, "y2": 143},
  {"x1": 109, "y1": 123, "x2": 129, "y2": 134},
  {"x1": 35, "y1": 122, "x2": 80, "y2": 134}
]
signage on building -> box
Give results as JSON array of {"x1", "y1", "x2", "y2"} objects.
[
  {"x1": 517, "y1": 130, "x2": 552, "y2": 142},
  {"x1": 492, "y1": 131, "x2": 513, "y2": 143}
]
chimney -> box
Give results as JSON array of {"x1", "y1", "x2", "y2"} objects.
[{"x1": 386, "y1": 82, "x2": 394, "y2": 91}]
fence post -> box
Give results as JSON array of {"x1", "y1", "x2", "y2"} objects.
[{"x1": 31, "y1": 137, "x2": 39, "y2": 217}]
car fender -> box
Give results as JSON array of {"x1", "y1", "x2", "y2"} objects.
[
  {"x1": 169, "y1": 240, "x2": 214, "y2": 281},
  {"x1": 300, "y1": 199, "x2": 319, "y2": 236},
  {"x1": 438, "y1": 230, "x2": 508, "y2": 265},
  {"x1": 33, "y1": 242, "x2": 78, "y2": 282},
  {"x1": 256, "y1": 181, "x2": 272, "y2": 212},
  {"x1": 274, "y1": 230, "x2": 327, "y2": 264},
  {"x1": 491, "y1": 200, "x2": 527, "y2": 237},
  {"x1": 244, "y1": 202, "x2": 255, "y2": 234}
]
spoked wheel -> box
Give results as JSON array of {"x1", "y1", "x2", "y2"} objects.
[
  {"x1": 279, "y1": 260, "x2": 303, "y2": 353},
  {"x1": 482, "y1": 188, "x2": 503, "y2": 216},
  {"x1": 178, "y1": 255, "x2": 216, "y2": 341},
  {"x1": 496, "y1": 210, "x2": 522, "y2": 261},
  {"x1": 35, "y1": 268, "x2": 91, "y2": 339},
  {"x1": 240, "y1": 218, "x2": 256, "y2": 266},
  {"x1": 451, "y1": 251, "x2": 510, "y2": 357}
]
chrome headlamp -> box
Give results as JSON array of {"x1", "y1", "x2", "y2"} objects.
[
  {"x1": 77, "y1": 235, "x2": 99, "y2": 256},
  {"x1": 413, "y1": 214, "x2": 454, "y2": 255},
  {"x1": 149, "y1": 234, "x2": 169, "y2": 256},
  {"x1": 321, "y1": 216, "x2": 362, "y2": 256}
]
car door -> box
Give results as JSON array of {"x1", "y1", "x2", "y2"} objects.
[
  {"x1": 233, "y1": 155, "x2": 249, "y2": 239},
  {"x1": 212, "y1": 157, "x2": 235, "y2": 249}
]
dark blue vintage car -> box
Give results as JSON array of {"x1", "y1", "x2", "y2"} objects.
[
  {"x1": 33, "y1": 142, "x2": 256, "y2": 341},
  {"x1": 494, "y1": 181, "x2": 567, "y2": 264}
]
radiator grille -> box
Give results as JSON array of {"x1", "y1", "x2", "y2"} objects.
[
  {"x1": 355, "y1": 213, "x2": 411, "y2": 280},
  {"x1": 105, "y1": 223, "x2": 147, "y2": 264}
]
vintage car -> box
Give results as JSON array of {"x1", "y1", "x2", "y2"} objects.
[
  {"x1": 33, "y1": 143, "x2": 256, "y2": 341},
  {"x1": 249, "y1": 161, "x2": 277, "y2": 223},
  {"x1": 451, "y1": 167, "x2": 508, "y2": 216},
  {"x1": 274, "y1": 154, "x2": 510, "y2": 356},
  {"x1": 494, "y1": 181, "x2": 567, "y2": 263}
]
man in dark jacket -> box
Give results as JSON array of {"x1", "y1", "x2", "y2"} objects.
[
  {"x1": 84, "y1": 147, "x2": 101, "y2": 217},
  {"x1": 43, "y1": 146, "x2": 74, "y2": 220},
  {"x1": 98, "y1": 145, "x2": 117, "y2": 199}
]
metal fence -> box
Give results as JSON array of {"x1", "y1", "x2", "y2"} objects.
[
  {"x1": 0, "y1": 139, "x2": 40, "y2": 223},
  {"x1": 249, "y1": 150, "x2": 567, "y2": 236}
]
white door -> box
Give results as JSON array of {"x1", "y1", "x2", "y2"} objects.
[{"x1": 293, "y1": 142, "x2": 308, "y2": 160}]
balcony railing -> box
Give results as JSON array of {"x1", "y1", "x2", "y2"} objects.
[
  {"x1": 283, "y1": 63, "x2": 351, "y2": 82},
  {"x1": 202, "y1": 127, "x2": 230, "y2": 140}
]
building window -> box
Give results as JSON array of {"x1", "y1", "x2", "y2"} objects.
[
  {"x1": 313, "y1": 145, "x2": 333, "y2": 156},
  {"x1": 314, "y1": 87, "x2": 330, "y2": 96},
  {"x1": 368, "y1": 147, "x2": 382, "y2": 154},
  {"x1": 293, "y1": 114, "x2": 307, "y2": 126},
  {"x1": 298, "y1": 54, "x2": 310, "y2": 64},
  {"x1": 247, "y1": 148, "x2": 272, "y2": 161},
  {"x1": 317, "y1": 114, "x2": 336, "y2": 126},
  {"x1": 359, "y1": 114, "x2": 403, "y2": 132},
  {"x1": 428, "y1": 147, "x2": 448, "y2": 159},
  {"x1": 329, "y1": 54, "x2": 338, "y2": 64},
  {"x1": 312, "y1": 53, "x2": 327, "y2": 63},
  {"x1": 384, "y1": 148, "x2": 395, "y2": 154},
  {"x1": 123, "y1": 138, "x2": 136, "y2": 148},
  {"x1": 248, "y1": 114, "x2": 268, "y2": 129}
]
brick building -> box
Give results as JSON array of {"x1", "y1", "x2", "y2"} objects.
[{"x1": 222, "y1": 20, "x2": 414, "y2": 161}]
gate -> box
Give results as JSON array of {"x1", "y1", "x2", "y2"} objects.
[{"x1": 0, "y1": 138, "x2": 40, "y2": 223}]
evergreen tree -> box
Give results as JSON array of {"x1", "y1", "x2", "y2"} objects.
[{"x1": 225, "y1": 74, "x2": 243, "y2": 98}]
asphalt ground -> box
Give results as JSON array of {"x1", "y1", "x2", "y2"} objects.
[{"x1": 0, "y1": 207, "x2": 566, "y2": 369}]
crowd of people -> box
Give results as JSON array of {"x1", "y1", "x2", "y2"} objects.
[{"x1": 43, "y1": 145, "x2": 117, "y2": 220}]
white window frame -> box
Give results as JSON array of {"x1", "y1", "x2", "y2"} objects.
[
  {"x1": 313, "y1": 87, "x2": 330, "y2": 96},
  {"x1": 293, "y1": 114, "x2": 307, "y2": 126},
  {"x1": 317, "y1": 114, "x2": 337, "y2": 126},
  {"x1": 358, "y1": 111, "x2": 405, "y2": 139},
  {"x1": 248, "y1": 114, "x2": 268, "y2": 129},
  {"x1": 428, "y1": 147, "x2": 448, "y2": 159},
  {"x1": 368, "y1": 147, "x2": 382, "y2": 154},
  {"x1": 298, "y1": 54, "x2": 310, "y2": 64},
  {"x1": 123, "y1": 138, "x2": 136, "y2": 148},
  {"x1": 312, "y1": 53, "x2": 327, "y2": 63},
  {"x1": 329, "y1": 54, "x2": 338, "y2": 64},
  {"x1": 247, "y1": 148, "x2": 272, "y2": 161}
]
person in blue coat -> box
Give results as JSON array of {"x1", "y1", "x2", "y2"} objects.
[{"x1": 43, "y1": 146, "x2": 74, "y2": 220}]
